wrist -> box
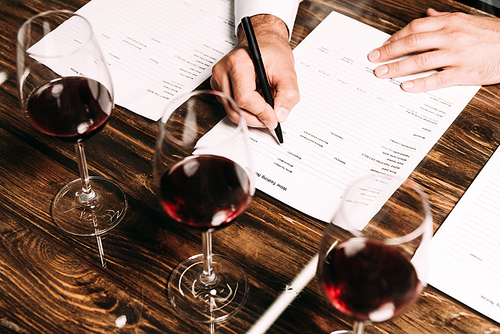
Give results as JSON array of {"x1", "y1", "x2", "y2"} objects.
[{"x1": 237, "y1": 14, "x2": 289, "y2": 44}]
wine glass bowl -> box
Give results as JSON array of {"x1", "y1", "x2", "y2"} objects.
[
  {"x1": 16, "y1": 10, "x2": 127, "y2": 265},
  {"x1": 153, "y1": 90, "x2": 254, "y2": 323},
  {"x1": 157, "y1": 154, "x2": 252, "y2": 231},
  {"x1": 317, "y1": 174, "x2": 432, "y2": 333}
]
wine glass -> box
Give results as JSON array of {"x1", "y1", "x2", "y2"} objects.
[
  {"x1": 17, "y1": 10, "x2": 127, "y2": 267},
  {"x1": 153, "y1": 90, "x2": 254, "y2": 324},
  {"x1": 317, "y1": 174, "x2": 432, "y2": 334}
]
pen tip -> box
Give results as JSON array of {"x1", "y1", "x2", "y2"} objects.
[{"x1": 275, "y1": 123, "x2": 284, "y2": 144}]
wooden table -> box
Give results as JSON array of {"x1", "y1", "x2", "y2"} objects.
[{"x1": 1, "y1": 0, "x2": 499, "y2": 333}]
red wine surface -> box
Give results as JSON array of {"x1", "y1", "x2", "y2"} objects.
[
  {"x1": 26, "y1": 76, "x2": 112, "y2": 142},
  {"x1": 320, "y1": 237, "x2": 422, "y2": 322},
  {"x1": 158, "y1": 155, "x2": 251, "y2": 231}
]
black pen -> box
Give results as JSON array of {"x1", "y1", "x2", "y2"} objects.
[{"x1": 241, "y1": 16, "x2": 284, "y2": 144}]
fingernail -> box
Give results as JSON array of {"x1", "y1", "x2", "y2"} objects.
[
  {"x1": 375, "y1": 65, "x2": 388, "y2": 76},
  {"x1": 368, "y1": 50, "x2": 380, "y2": 61},
  {"x1": 263, "y1": 120, "x2": 276, "y2": 130},
  {"x1": 277, "y1": 107, "x2": 290, "y2": 122},
  {"x1": 402, "y1": 81, "x2": 414, "y2": 90}
]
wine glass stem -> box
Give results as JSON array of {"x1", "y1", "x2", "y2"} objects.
[
  {"x1": 75, "y1": 141, "x2": 96, "y2": 202},
  {"x1": 201, "y1": 231, "x2": 216, "y2": 284},
  {"x1": 75, "y1": 141, "x2": 107, "y2": 268},
  {"x1": 352, "y1": 321, "x2": 365, "y2": 334},
  {"x1": 95, "y1": 232, "x2": 107, "y2": 268}
]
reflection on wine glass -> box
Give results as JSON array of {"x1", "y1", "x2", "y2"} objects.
[
  {"x1": 153, "y1": 90, "x2": 254, "y2": 324},
  {"x1": 317, "y1": 174, "x2": 432, "y2": 334},
  {"x1": 17, "y1": 10, "x2": 127, "y2": 267}
]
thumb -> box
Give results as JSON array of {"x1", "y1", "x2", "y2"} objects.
[
  {"x1": 273, "y1": 87, "x2": 300, "y2": 123},
  {"x1": 427, "y1": 8, "x2": 449, "y2": 17}
]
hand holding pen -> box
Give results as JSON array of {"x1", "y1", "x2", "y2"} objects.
[
  {"x1": 210, "y1": 14, "x2": 300, "y2": 139},
  {"x1": 241, "y1": 16, "x2": 284, "y2": 143}
]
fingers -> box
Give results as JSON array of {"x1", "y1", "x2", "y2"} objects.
[
  {"x1": 271, "y1": 65, "x2": 300, "y2": 123},
  {"x1": 211, "y1": 50, "x2": 277, "y2": 128},
  {"x1": 364, "y1": 9, "x2": 500, "y2": 92},
  {"x1": 234, "y1": 66, "x2": 299, "y2": 127},
  {"x1": 211, "y1": 14, "x2": 299, "y2": 128},
  {"x1": 368, "y1": 8, "x2": 455, "y2": 64},
  {"x1": 254, "y1": 41, "x2": 299, "y2": 125},
  {"x1": 211, "y1": 45, "x2": 299, "y2": 128},
  {"x1": 368, "y1": 36, "x2": 442, "y2": 82},
  {"x1": 369, "y1": 27, "x2": 448, "y2": 66},
  {"x1": 366, "y1": 9, "x2": 461, "y2": 89},
  {"x1": 400, "y1": 69, "x2": 461, "y2": 92},
  {"x1": 235, "y1": 87, "x2": 280, "y2": 129},
  {"x1": 369, "y1": 46, "x2": 462, "y2": 92},
  {"x1": 374, "y1": 44, "x2": 454, "y2": 78}
]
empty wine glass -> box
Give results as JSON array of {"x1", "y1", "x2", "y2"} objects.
[
  {"x1": 317, "y1": 174, "x2": 432, "y2": 333},
  {"x1": 153, "y1": 90, "x2": 254, "y2": 324},
  {"x1": 17, "y1": 10, "x2": 127, "y2": 267}
]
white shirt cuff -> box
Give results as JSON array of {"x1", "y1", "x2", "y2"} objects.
[{"x1": 235, "y1": 0, "x2": 302, "y2": 39}]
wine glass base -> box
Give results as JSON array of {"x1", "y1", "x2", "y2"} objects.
[
  {"x1": 52, "y1": 176, "x2": 128, "y2": 236},
  {"x1": 168, "y1": 254, "x2": 248, "y2": 323}
]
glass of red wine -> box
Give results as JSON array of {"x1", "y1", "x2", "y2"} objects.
[
  {"x1": 153, "y1": 90, "x2": 254, "y2": 324},
  {"x1": 317, "y1": 174, "x2": 432, "y2": 334},
  {"x1": 16, "y1": 10, "x2": 127, "y2": 267}
]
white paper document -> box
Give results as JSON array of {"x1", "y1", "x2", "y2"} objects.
[
  {"x1": 223, "y1": 11, "x2": 479, "y2": 222},
  {"x1": 426, "y1": 148, "x2": 500, "y2": 323},
  {"x1": 38, "y1": 3, "x2": 480, "y2": 223},
  {"x1": 73, "y1": 0, "x2": 236, "y2": 120}
]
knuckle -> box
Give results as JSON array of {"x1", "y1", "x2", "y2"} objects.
[
  {"x1": 413, "y1": 53, "x2": 430, "y2": 71},
  {"x1": 434, "y1": 72, "x2": 451, "y2": 87},
  {"x1": 223, "y1": 55, "x2": 240, "y2": 71},
  {"x1": 390, "y1": 60, "x2": 401, "y2": 73},
  {"x1": 416, "y1": 79, "x2": 430, "y2": 91},
  {"x1": 407, "y1": 18, "x2": 426, "y2": 33},
  {"x1": 382, "y1": 42, "x2": 395, "y2": 57},
  {"x1": 280, "y1": 89, "x2": 300, "y2": 106},
  {"x1": 210, "y1": 66, "x2": 223, "y2": 82},
  {"x1": 221, "y1": 48, "x2": 247, "y2": 69},
  {"x1": 227, "y1": 113, "x2": 240, "y2": 124},
  {"x1": 449, "y1": 12, "x2": 467, "y2": 21},
  {"x1": 448, "y1": 30, "x2": 470, "y2": 45},
  {"x1": 209, "y1": 76, "x2": 218, "y2": 90},
  {"x1": 404, "y1": 33, "x2": 420, "y2": 49},
  {"x1": 233, "y1": 91, "x2": 253, "y2": 110}
]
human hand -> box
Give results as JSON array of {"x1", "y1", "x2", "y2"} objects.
[
  {"x1": 368, "y1": 8, "x2": 500, "y2": 92},
  {"x1": 211, "y1": 14, "x2": 299, "y2": 128}
]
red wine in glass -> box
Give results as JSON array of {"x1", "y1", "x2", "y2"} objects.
[
  {"x1": 17, "y1": 10, "x2": 128, "y2": 268},
  {"x1": 154, "y1": 90, "x2": 254, "y2": 323},
  {"x1": 158, "y1": 155, "x2": 252, "y2": 231},
  {"x1": 320, "y1": 237, "x2": 423, "y2": 323},
  {"x1": 26, "y1": 76, "x2": 112, "y2": 142}
]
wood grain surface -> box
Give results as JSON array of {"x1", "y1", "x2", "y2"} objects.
[{"x1": 1, "y1": 0, "x2": 500, "y2": 333}]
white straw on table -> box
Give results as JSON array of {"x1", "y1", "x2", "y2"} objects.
[{"x1": 246, "y1": 253, "x2": 319, "y2": 334}]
